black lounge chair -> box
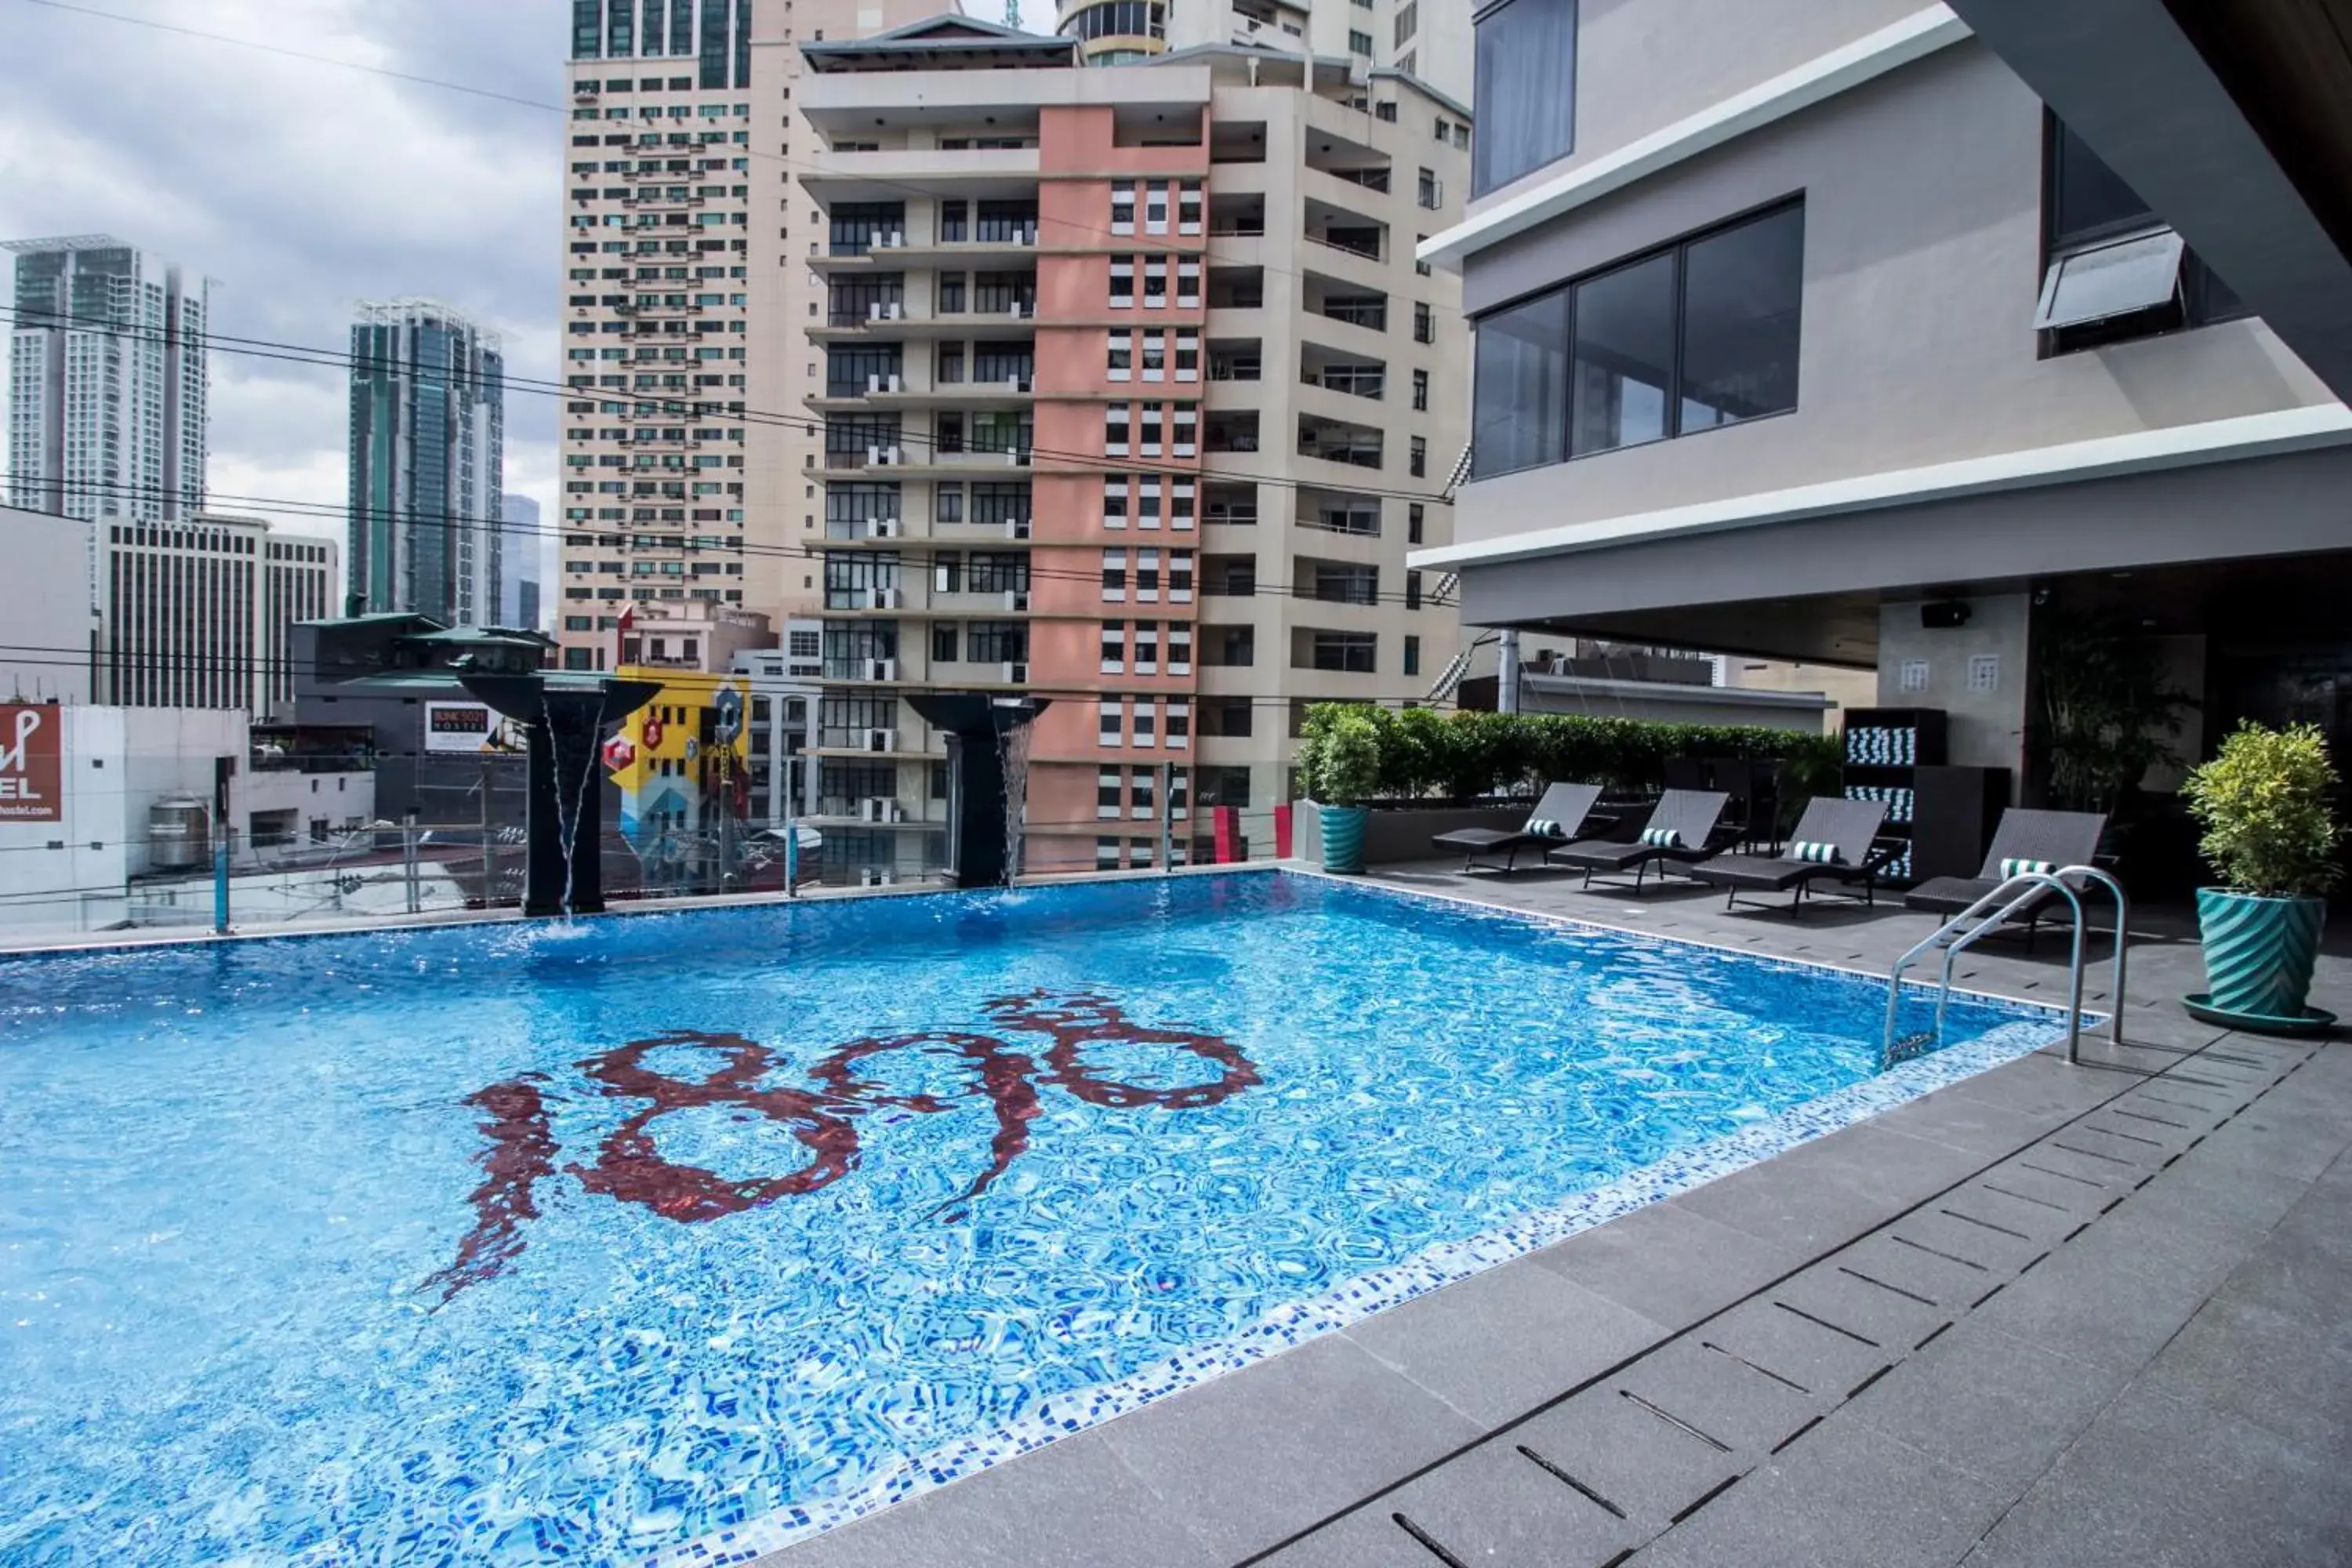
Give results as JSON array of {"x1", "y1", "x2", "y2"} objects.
[
  {"x1": 1904, "y1": 808, "x2": 2108, "y2": 944},
  {"x1": 1690, "y1": 797, "x2": 1893, "y2": 916},
  {"x1": 1546, "y1": 789, "x2": 1730, "y2": 892},
  {"x1": 1430, "y1": 782, "x2": 1613, "y2": 873}
]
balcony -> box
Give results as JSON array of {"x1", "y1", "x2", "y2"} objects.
[{"x1": 1297, "y1": 412, "x2": 1384, "y2": 471}]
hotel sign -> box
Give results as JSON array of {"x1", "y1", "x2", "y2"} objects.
[{"x1": 0, "y1": 704, "x2": 63, "y2": 822}]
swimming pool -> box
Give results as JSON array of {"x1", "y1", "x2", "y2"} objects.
[{"x1": 0, "y1": 871, "x2": 2064, "y2": 1566}]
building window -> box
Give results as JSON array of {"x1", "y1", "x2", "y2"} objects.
[
  {"x1": 932, "y1": 622, "x2": 960, "y2": 662},
  {"x1": 1099, "y1": 770, "x2": 1123, "y2": 818},
  {"x1": 2038, "y1": 115, "x2": 2241, "y2": 350},
  {"x1": 1473, "y1": 0, "x2": 1575, "y2": 195},
  {"x1": 1111, "y1": 180, "x2": 1136, "y2": 234},
  {"x1": 1395, "y1": 1, "x2": 1418, "y2": 46},
  {"x1": 1311, "y1": 631, "x2": 1377, "y2": 673},
  {"x1": 1348, "y1": 28, "x2": 1374, "y2": 55},
  {"x1": 1102, "y1": 547, "x2": 1127, "y2": 601},
  {"x1": 1102, "y1": 619, "x2": 1126, "y2": 673},
  {"x1": 1412, "y1": 368, "x2": 1428, "y2": 411},
  {"x1": 1178, "y1": 181, "x2": 1203, "y2": 234},
  {"x1": 1097, "y1": 836, "x2": 1121, "y2": 868},
  {"x1": 1472, "y1": 200, "x2": 1803, "y2": 475},
  {"x1": 1417, "y1": 168, "x2": 1441, "y2": 210},
  {"x1": 1414, "y1": 300, "x2": 1436, "y2": 343},
  {"x1": 1408, "y1": 502, "x2": 1425, "y2": 544},
  {"x1": 1108, "y1": 329, "x2": 1133, "y2": 379},
  {"x1": 1403, "y1": 634, "x2": 1422, "y2": 677},
  {"x1": 1409, "y1": 436, "x2": 1427, "y2": 477}
]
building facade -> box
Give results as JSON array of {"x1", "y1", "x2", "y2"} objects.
[
  {"x1": 1055, "y1": 0, "x2": 1472, "y2": 108},
  {"x1": 5, "y1": 235, "x2": 209, "y2": 524},
  {"x1": 94, "y1": 511, "x2": 340, "y2": 716},
  {"x1": 794, "y1": 20, "x2": 1468, "y2": 877},
  {"x1": 499, "y1": 492, "x2": 543, "y2": 628},
  {"x1": 555, "y1": 0, "x2": 937, "y2": 674},
  {"x1": 0, "y1": 503, "x2": 96, "y2": 704},
  {"x1": 1419, "y1": 0, "x2": 2352, "y2": 866},
  {"x1": 347, "y1": 299, "x2": 505, "y2": 627}
]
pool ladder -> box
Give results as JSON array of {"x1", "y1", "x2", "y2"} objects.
[{"x1": 1881, "y1": 866, "x2": 2129, "y2": 1072}]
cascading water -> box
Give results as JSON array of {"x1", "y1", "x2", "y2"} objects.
[{"x1": 996, "y1": 714, "x2": 1033, "y2": 887}]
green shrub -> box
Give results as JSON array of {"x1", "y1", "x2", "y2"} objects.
[
  {"x1": 1297, "y1": 704, "x2": 1839, "y2": 806},
  {"x1": 2180, "y1": 721, "x2": 2343, "y2": 898},
  {"x1": 1303, "y1": 710, "x2": 1383, "y2": 805}
]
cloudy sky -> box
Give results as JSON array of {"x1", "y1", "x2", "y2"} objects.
[{"x1": 0, "y1": 0, "x2": 573, "y2": 579}]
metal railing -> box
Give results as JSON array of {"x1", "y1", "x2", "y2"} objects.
[{"x1": 1882, "y1": 865, "x2": 2129, "y2": 1070}]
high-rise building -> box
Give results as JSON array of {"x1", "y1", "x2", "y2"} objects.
[
  {"x1": 499, "y1": 493, "x2": 542, "y2": 627},
  {"x1": 554, "y1": 0, "x2": 937, "y2": 674},
  {"x1": 5, "y1": 236, "x2": 209, "y2": 524},
  {"x1": 347, "y1": 299, "x2": 505, "y2": 627},
  {"x1": 93, "y1": 511, "x2": 339, "y2": 716},
  {"x1": 791, "y1": 20, "x2": 1469, "y2": 880},
  {"x1": 1055, "y1": 0, "x2": 1471, "y2": 105}
]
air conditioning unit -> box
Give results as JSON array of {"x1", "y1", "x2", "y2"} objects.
[
  {"x1": 860, "y1": 866, "x2": 884, "y2": 887},
  {"x1": 867, "y1": 300, "x2": 903, "y2": 321},
  {"x1": 866, "y1": 445, "x2": 902, "y2": 466},
  {"x1": 859, "y1": 796, "x2": 887, "y2": 822},
  {"x1": 1002, "y1": 589, "x2": 1029, "y2": 612},
  {"x1": 1002, "y1": 662, "x2": 1029, "y2": 684},
  {"x1": 877, "y1": 230, "x2": 906, "y2": 249},
  {"x1": 865, "y1": 586, "x2": 902, "y2": 610},
  {"x1": 1007, "y1": 301, "x2": 1030, "y2": 319},
  {"x1": 862, "y1": 514, "x2": 900, "y2": 539},
  {"x1": 1004, "y1": 449, "x2": 1029, "y2": 467},
  {"x1": 865, "y1": 657, "x2": 898, "y2": 681},
  {"x1": 1003, "y1": 518, "x2": 1031, "y2": 539},
  {"x1": 1010, "y1": 376, "x2": 1033, "y2": 394},
  {"x1": 864, "y1": 728, "x2": 897, "y2": 753}
]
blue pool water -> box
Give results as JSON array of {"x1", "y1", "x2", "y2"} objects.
[{"x1": 0, "y1": 872, "x2": 2061, "y2": 1565}]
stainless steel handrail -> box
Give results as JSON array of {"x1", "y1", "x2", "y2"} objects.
[{"x1": 1882, "y1": 864, "x2": 2129, "y2": 1069}]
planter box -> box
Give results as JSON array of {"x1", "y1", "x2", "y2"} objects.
[{"x1": 1294, "y1": 803, "x2": 1528, "y2": 866}]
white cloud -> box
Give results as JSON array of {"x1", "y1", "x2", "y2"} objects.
[{"x1": 0, "y1": 0, "x2": 567, "y2": 539}]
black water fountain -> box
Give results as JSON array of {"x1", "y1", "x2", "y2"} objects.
[
  {"x1": 459, "y1": 673, "x2": 659, "y2": 917},
  {"x1": 907, "y1": 693, "x2": 1049, "y2": 888}
]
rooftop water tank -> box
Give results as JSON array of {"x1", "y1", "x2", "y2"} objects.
[{"x1": 147, "y1": 798, "x2": 210, "y2": 872}]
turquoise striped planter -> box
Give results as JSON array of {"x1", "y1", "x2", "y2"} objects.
[
  {"x1": 2195, "y1": 887, "x2": 2326, "y2": 1019},
  {"x1": 1318, "y1": 805, "x2": 1370, "y2": 875}
]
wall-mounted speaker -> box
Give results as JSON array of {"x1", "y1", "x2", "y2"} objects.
[{"x1": 1921, "y1": 600, "x2": 1972, "y2": 630}]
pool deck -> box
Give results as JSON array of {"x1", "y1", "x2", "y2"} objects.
[{"x1": 758, "y1": 860, "x2": 2352, "y2": 1568}]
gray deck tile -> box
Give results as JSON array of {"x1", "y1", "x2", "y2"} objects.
[
  {"x1": 747, "y1": 1430, "x2": 1215, "y2": 1568},
  {"x1": 1828, "y1": 1229, "x2": 2005, "y2": 1314},
  {"x1": 1091, "y1": 1332, "x2": 1483, "y2": 1565},
  {"x1": 2135, "y1": 1288, "x2": 2352, "y2": 1457},
  {"x1": 1958, "y1": 1385, "x2": 2350, "y2": 1568},
  {"x1": 2187, "y1": 1102, "x2": 2352, "y2": 1182},
  {"x1": 1341, "y1": 1257, "x2": 1671, "y2": 1427},
  {"x1": 1958, "y1": 1160, "x2": 2116, "y2": 1220},
  {"x1": 1768, "y1": 1257, "x2": 1953, "y2": 1352},
  {"x1": 1510, "y1": 1382, "x2": 1746, "y2": 1526},
  {"x1": 1936, "y1": 1178, "x2": 2093, "y2": 1243},
  {"x1": 1666, "y1": 1125, "x2": 1982, "y2": 1255},
  {"x1": 1250, "y1": 1506, "x2": 1453, "y2": 1567},
  {"x1": 1525, "y1": 1196, "x2": 1805, "y2": 1330},
  {"x1": 1934, "y1": 1051, "x2": 2129, "y2": 1119},
  {"x1": 1842, "y1": 1319, "x2": 2129, "y2": 1494},
  {"x1": 1964, "y1": 1221, "x2": 2236, "y2": 1374},
  {"x1": 1380, "y1": 1439, "x2": 1641, "y2": 1568},
  {"x1": 1864, "y1": 1085, "x2": 2076, "y2": 1158},
  {"x1": 1630, "y1": 1416, "x2": 2011, "y2": 1568},
  {"x1": 2104, "y1": 1144, "x2": 2312, "y2": 1235},
  {"x1": 1882, "y1": 1204, "x2": 2052, "y2": 1277},
  {"x1": 1611, "y1": 1338, "x2": 1828, "y2": 1455},
  {"x1": 1700, "y1": 1297, "x2": 1896, "y2": 1402}
]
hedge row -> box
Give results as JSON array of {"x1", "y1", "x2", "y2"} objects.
[{"x1": 1297, "y1": 704, "x2": 1843, "y2": 805}]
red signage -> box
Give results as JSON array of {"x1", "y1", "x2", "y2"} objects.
[{"x1": 0, "y1": 703, "x2": 63, "y2": 822}]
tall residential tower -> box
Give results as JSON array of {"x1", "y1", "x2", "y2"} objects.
[
  {"x1": 347, "y1": 299, "x2": 505, "y2": 626},
  {"x1": 1055, "y1": 0, "x2": 1469, "y2": 104},
  {"x1": 5, "y1": 236, "x2": 209, "y2": 523}
]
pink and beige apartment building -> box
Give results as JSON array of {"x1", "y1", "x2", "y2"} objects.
[{"x1": 797, "y1": 18, "x2": 1468, "y2": 879}]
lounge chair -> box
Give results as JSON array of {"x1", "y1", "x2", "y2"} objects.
[
  {"x1": 1546, "y1": 789, "x2": 1730, "y2": 891},
  {"x1": 1904, "y1": 808, "x2": 2108, "y2": 944},
  {"x1": 1429, "y1": 782, "x2": 1613, "y2": 874},
  {"x1": 1690, "y1": 797, "x2": 1893, "y2": 916}
]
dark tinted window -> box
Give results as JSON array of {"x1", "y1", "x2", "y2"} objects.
[
  {"x1": 1570, "y1": 252, "x2": 1675, "y2": 456},
  {"x1": 1678, "y1": 202, "x2": 1803, "y2": 431},
  {"x1": 2050, "y1": 124, "x2": 2150, "y2": 247},
  {"x1": 1472, "y1": 0, "x2": 1576, "y2": 195}
]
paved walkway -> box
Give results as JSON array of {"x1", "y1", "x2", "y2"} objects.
[{"x1": 763, "y1": 866, "x2": 2352, "y2": 1568}]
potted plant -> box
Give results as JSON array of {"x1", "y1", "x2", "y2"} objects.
[
  {"x1": 1308, "y1": 710, "x2": 1381, "y2": 873},
  {"x1": 2179, "y1": 721, "x2": 2342, "y2": 1029}
]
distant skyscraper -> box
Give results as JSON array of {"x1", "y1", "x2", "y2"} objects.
[
  {"x1": 5, "y1": 235, "x2": 209, "y2": 523},
  {"x1": 347, "y1": 299, "x2": 504, "y2": 626},
  {"x1": 499, "y1": 493, "x2": 541, "y2": 627}
]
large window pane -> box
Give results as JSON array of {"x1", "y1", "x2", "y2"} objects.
[
  {"x1": 1678, "y1": 204, "x2": 1803, "y2": 432},
  {"x1": 1570, "y1": 252, "x2": 1674, "y2": 456},
  {"x1": 1472, "y1": 0, "x2": 1576, "y2": 195},
  {"x1": 1472, "y1": 289, "x2": 1570, "y2": 476},
  {"x1": 2050, "y1": 123, "x2": 2149, "y2": 247}
]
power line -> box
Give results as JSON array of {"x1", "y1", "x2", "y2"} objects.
[
  {"x1": 11, "y1": 472, "x2": 1465, "y2": 609},
  {"x1": 0, "y1": 303, "x2": 1461, "y2": 510}
]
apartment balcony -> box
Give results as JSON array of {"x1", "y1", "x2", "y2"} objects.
[
  {"x1": 801, "y1": 146, "x2": 1040, "y2": 203},
  {"x1": 821, "y1": 445, "x2": 1035, "y2": 480},
  {"x1": 1295, "y1": 412, "x2": 1385, "y2": 474}
]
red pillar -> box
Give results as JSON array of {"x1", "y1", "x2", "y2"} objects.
[{"x1": 1274, "y1": 802, "x2": 1294, "y2": 860}]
